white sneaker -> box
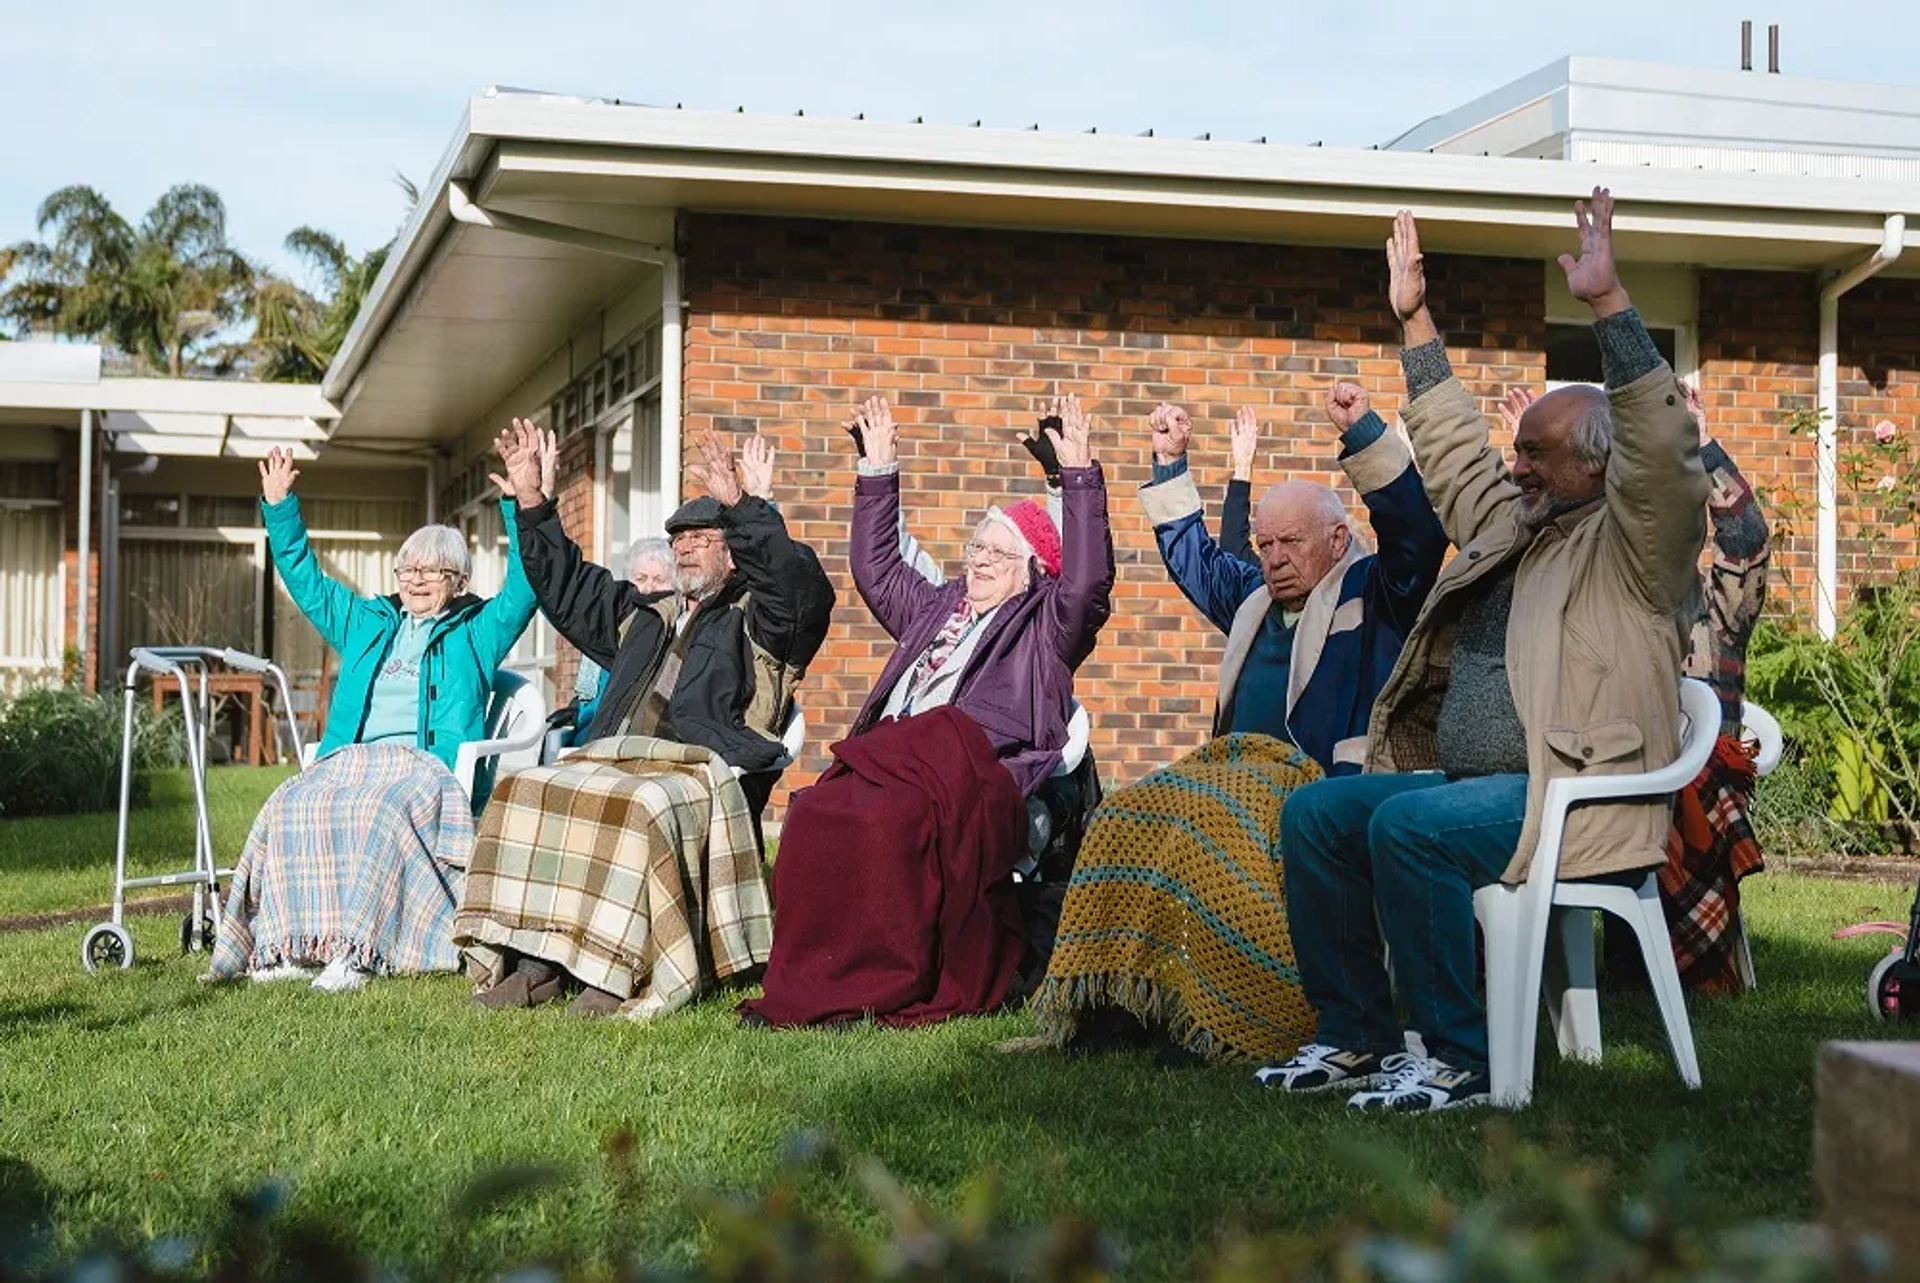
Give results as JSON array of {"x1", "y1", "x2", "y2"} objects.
[
  {"x1": 250, "y1": 963, "x2": 318, "y2": 984},
  {"x1": 310, "y1": 956, "x2": 370, "y2": 994}
]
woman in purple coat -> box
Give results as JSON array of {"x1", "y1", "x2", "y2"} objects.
[{"x1": 743, "y1": 394, "x2": 1115, "y2": 1029}]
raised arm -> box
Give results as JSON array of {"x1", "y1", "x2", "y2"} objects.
[
  {"x1": 258, "y1": 448, "x2": 361, "y2": 652},
  {"x1": 474, "y1": 496, "x2": 539, "y2": 670},
  {"x1": 1388, "y1": 210, "x2": 1522, "y2": 549},
  {"x1": 496, "y1": 418, "x2": 639, "y2": 670},
  {"x1": 1686, "y1": 387, "x2": 1770, "y2": 646},
  {"x1": 1041, "y1": 395, "x2": 1115, "y2": 665},
  {"x1": 1562, "y1": 189, "x2": 1708, "y2": 612},
  {"x1": 1325, "y1": 383, "x2": 1448, "y2": 631},
  {"x1": 1219, "y1": 406, "x2": 1258, "y2": 561},
  {"x1": 848, "y1": 396, "x2": 944, "y2": 639},
  {"x1": 687, "y1": 430, "x2": 837, "y2": 671},
  {"x1": 1139, "y1": 402, "x2": 1262, "y2": 634}
]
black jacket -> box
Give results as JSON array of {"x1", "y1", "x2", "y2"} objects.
[{"x1": 514, "y1": 494, "x2": 836, "y2": 772}]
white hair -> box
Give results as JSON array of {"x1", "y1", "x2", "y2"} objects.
[
  {"x1": 626, "y1": 537, "x2": 672, "y2": 577},
  {"x1": 396, "y1": 525, "x2": 471, "y2": 580},
  {"x1": 1570, "y1": 398, "x2": 1616, "y2": 471}
]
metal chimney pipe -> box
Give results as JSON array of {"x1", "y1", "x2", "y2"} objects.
[
  {"x1": 1768, "y1": 24, "x2": 1780, "y2": 73},
  {"x1": 1740, "y1": 20, "x2": 1753, "y2": 70}
]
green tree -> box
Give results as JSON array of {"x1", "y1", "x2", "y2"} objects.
[
  {"x1": 248, "y1": 228, "x2": 391, "y2": 382},
  {"x1": 0, "y1": 184, "x2": 254, "y2": 376}
]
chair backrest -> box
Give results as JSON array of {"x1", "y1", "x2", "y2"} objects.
[
  {"x1": 1741, "y1": 700, "x2": 1784, "y2": 778},
  {"x1": 777, "y1": 700, "x2": 806, "y2": 768},
  {"x1": 1054, "y1": 699, "x2": 1091, "y2": 778},
  {"x1": 485, "y1": 669, "x2": 547, "y2": 775}
]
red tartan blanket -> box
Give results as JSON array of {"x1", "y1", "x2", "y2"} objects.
[{"x1": 1658, "y1": 734, "x2": 1764, "y2": 993}]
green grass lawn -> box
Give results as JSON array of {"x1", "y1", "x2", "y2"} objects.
[
  {"x1": 0, "y1": 772, "x2": 1915, "y2": 1278},
  {"x1": 0, "y1": 768, "x2": 289, "y2": 919}
]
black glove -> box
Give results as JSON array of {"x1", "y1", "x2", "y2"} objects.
[
  {"x1": 1020, "y1": 416, "x2": 1064, "y2": 486},
  {"x1": 845, "y1": 423, "x2": 866, "y2": 458}
]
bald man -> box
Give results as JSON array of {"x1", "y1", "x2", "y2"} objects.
[
  {"x1": 1262, "y1": 191, "x2": 1709, "y2": 1111},
  {"x1": 1136, "y1": 394, "x2": 1447, "y2": 774},
  {"x1": 1023, "y1": 390, "x2": 1445, "y2": 1066}
]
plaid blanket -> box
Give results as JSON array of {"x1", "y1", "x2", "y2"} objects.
[
  {"x1": 1659, "y1": 733, "x2": 1764, "y2": 993},
  {"x1": 453, "y1": 734, "x2": 770, "y2": 1018},
  {"x1": 1028, "y1": 734, "x2": 1323, "y2": 1061},
  {"x1": 208, "y1": 745, "x2": 473, "y2": 979}
]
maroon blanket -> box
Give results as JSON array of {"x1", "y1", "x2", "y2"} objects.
[{"x1": 742, "y1": 707, "x2": 1028, "y2": 1027}]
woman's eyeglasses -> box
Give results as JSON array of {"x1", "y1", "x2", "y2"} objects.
[
  {"x1": 395, "y1": 567, "x2": 458, "y2": 585},
  {"x1": 962, "y1": 541, "x2": 1021, "y2": 568}
]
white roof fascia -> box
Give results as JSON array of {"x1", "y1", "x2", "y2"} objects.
[
  {"x1": 323, "y1": 90, "x2": 1920, "y2": 408},
  {"x1": 0, "y1": 377, "x2": 338, "y2": 418}
]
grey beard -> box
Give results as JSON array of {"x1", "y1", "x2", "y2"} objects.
[
  {"x1": 675, "y1": 568, "x2": 724, "y2": 600},
  {"x1": 1518, "y1": 493, "x2": 1592, "y2": 532}
]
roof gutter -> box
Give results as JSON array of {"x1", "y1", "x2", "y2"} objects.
[
  {"x1": 1816, "y1": 212, "x2": 1907, "y2": 638},
  {"x1": 445, "y1": 181, "x2": 669, "y2": 262}
]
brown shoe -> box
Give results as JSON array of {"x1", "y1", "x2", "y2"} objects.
[
  {"x1": 568, "y1": 985, "x2": 624, "y2": 1018},
  {"x1": 474, "y1": 960, "x2": 566, "y2": 1010}
]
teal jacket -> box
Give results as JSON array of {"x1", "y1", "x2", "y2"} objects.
[{"x1": 264, "y1": 495, "x2": 538, "y2": 771}]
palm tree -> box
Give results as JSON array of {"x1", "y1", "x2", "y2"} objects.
[
  {"x1": 0, "y1": 184, "x2": 254, "y2": 376},
  {"x1": 247, "y1": 172, "x2": 413, "y2": 382}
]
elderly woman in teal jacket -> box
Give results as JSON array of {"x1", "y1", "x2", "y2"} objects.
[{"x1": 208, "y1": 447, "x2": 538, "y2": 994}]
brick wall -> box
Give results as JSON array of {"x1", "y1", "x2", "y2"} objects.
[
  {"x1": 679, "y1": 213, "x2": 1545, "y2": 800},
  {"x1": 1696, "y1": 269, "x2": 1920, "y2": 628}
]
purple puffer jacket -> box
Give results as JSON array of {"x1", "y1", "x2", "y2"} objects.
[{"x1": 848, "y1": 463, "x2": 1114, "y2": 796}]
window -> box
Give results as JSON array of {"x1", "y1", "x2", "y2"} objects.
[{"x1": 1545, "y1": 323, "x2": 1678, "y2": 386}]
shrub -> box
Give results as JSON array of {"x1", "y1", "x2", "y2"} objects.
[
  {"x1": 0, "y1": 684, "x2": 185, "y2": 819},
  {"x1": 0, "y1": 1130, "x2": 1889, "y2": 1281}
]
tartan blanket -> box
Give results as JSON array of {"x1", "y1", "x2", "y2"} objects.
[
  {"x1": 1027, "y1": 734, "x2": 1323, "y2": 1061},
  {"x1": 208, "y1": 745, "x2": 473, "y2": 979},
  {"x1": 453, "y1": 734, "x2": 770, "y2": 1018},
  {"x1": 1659, "y1": 733, "x2": 1764, "y2": 993}
]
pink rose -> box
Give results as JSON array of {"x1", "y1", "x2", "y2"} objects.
[
  {"x1": 1875, "y1": 420, "x2": 1898, "y2": 444},
  {"x1": 1877, "y1": 475, "x2": 1899, "y2": 493}
]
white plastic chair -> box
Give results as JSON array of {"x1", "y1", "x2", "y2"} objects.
[
  {"x1": 1728, "y1": 699, "x2": 1785, "y2": 991},
  {"x1": 1054, "y1": 699, "x2": 1091, "y2": 779},
  {"x1": 299, "y1": 669, "x2": 548, "y2": 807},
  {"x1": 1474, "y1": 678, "x2": 1719, "y2": 1108}
]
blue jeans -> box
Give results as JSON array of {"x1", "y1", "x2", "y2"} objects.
[{"x1": 1280, "y1": 772, "x2": 1527, "y2": 1070}]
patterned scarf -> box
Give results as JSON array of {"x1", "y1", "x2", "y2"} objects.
[{"x1": 903, "y1": 601, "x2": 978, "y2": 706}]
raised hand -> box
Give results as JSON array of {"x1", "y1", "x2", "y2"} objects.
[
  {"x1": 536, "y1": 428, "x2": 559, "y2": 498},
  {"x1": 1387, "y1": 209, "x2": 1427, "y2": 323},
  {"x1": 258, "y1": 447, "x2": 300, "y2": 505},
  {"x1": 740, "y1": 435, "x2": 776, "y2": 500},
  {"x1": 1229, "y1": 406, "x2": 1260, "y2": 481},
  {"x1": 688, "y1": 430, "x2": 744, "y2": 506},
  {"x1": 1557, "y1": 187, "x2": 1629, "y2": 316},
  {"x1": 1497, "y1": 386, "x2": 1537, "y2": 437},
  {"x1": 848, "y1": 395, "x2": 897, "y2": 468},
  {"x1": 1149, "y1": 402, "x2": 1192, "y2": 465},
  {"x1": 488, "y1": 418, "x2": 546, "y2": 506},
  {"x1": 1324, "y1": 383, "x2": 1371, "y2": 432},
  {"x1": 1049, "y1": 394, "x2": 1094, "y2": 470}
]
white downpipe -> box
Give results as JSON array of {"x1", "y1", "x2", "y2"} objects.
[
  {"x1": 654, "y1": 254, "x2": 684, "y2": 523},
  {"x1": 77, "y1": 408, "x2": 92, "y2": 688},
  {"x1": 1816, "y1": 214, "x2": 1906, "y2": 639}
]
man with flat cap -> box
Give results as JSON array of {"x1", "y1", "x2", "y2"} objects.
[{"x1": 453, "y1": 422, "x2": 836, "y2": 1019}]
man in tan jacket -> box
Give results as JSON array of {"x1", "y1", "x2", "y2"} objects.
[{"x1": 1255, "y1": 189, "x2": 1708, "y2": 1111}]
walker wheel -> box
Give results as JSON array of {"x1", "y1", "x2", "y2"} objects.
[
  {"x1": 179, "y1": 913, "x2": 216, "y2": 954},
  {"x1": 82, "y1": 923, "x2": 135, "y2": 973},
  {"x1": 1868, "y1": 951, "x2": 1913, "y2": 1020}
]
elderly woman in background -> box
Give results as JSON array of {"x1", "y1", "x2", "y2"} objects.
[
  {"x1": 209, "y1": 447, "x2": 536, "y2": 993},
  {"x1": 566, "y1": 537, "x2": 674, "y2": 741},
  {"x1": 743, "y1": 394, "x2": 1114, "y2": 1029}
]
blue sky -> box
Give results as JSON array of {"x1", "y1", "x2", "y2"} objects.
[{"x1": 3, "y1": 0, "x2": 1912, "y2": 288}]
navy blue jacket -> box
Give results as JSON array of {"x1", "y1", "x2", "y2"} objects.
[{"x1": 1140, "y1": 412, "x2": 1447, "y2": 775}]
